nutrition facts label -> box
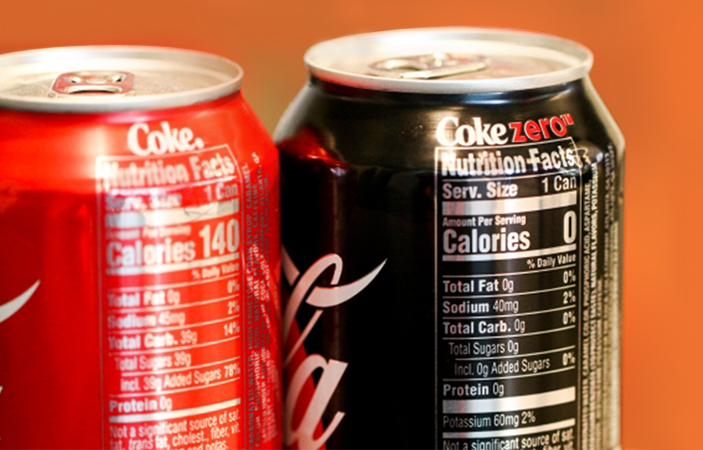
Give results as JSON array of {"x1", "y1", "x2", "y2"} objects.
[
  {"x1": 435, "y1": 138, "x2": 583, "y2": 450},
  {"x1": 98, "y1": 145, "x2": 244, "y2": 450}
]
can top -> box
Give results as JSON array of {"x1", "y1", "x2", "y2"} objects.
[
  {"x1": 304, "y1": 28, "x2": 593, "y2": 94},
  {"x1": 0, "y1": 46, "x2": 243, "y2": 112}
]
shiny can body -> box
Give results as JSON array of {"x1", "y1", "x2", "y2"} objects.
[
  {"x1": 276, "y1": 29, "x2": 623, "y2": 450},
  {"x1": 0, "y1": 47, "x2": 281, "y2": 449}
]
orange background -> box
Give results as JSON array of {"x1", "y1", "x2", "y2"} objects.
[{"x1": 1, "y1": 1, "x2": 700, "y2": 449}]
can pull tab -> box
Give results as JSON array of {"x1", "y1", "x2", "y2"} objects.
[
  {"x1": 49, "y1": 71, "x2": 135, "y2": 97},
  {"x1": 368, "y1": 53, "x2": 487, "y2": 80}
]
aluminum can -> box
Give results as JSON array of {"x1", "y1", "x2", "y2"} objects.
[
  {"x1": 0, "y1": 47, "x2": 281, "y2": 449},
  {"x1": 275, "y1": 28, "x2": 624, "y2": 450}
]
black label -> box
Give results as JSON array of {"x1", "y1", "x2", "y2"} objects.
[{"x1": 435, "y1": 138, "x2": 585, "y2": 449}]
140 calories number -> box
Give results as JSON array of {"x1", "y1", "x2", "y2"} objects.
[{"x1": 198, "y1": 219, "x2": 240, "y2": 258}]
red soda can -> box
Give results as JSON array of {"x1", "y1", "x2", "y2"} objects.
[{"x1": 0, "y1": 47, "x2": 281, "y2": 449}]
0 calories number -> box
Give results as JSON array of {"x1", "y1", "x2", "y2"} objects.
[{"x1": 198, "y1": 220, "x2": 240, "y2": 258}]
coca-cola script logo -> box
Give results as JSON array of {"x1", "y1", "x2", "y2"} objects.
[
  {"x1": 0, "y1": 280, "x2": 39, "y2": 324},
  {"x1": 283, "y1": 248, "x2": 386, "y2": 449},
  {"x1": 127, "y1": 121, "x2": 205, "y2": 156},
  {"x1": 0, "y1": 280, "x2": 40, "y2": 397}
]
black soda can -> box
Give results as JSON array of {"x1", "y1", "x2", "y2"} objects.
[{"x1": 275, "y1": 28, "x2": 624, "y2": 450}]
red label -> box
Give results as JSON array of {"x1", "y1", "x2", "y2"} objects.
[
  {"x1": 98, "y1": 144, "x2": 245, "y2": 450},
  {"x1": 0, "y1": 94, "x2": 280, "y2": 449}
]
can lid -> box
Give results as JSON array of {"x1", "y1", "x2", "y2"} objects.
[
  {"x1": 0, "y1": 46, "x2": 243, "y2": 112},
  {"x1": 304, "y1": 28, "x2": 593, "y2": 94}
]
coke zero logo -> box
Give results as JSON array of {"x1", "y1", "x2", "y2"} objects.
[
  {"x1": 283, "y1": 248, "x2": 386, "y2": 449},
  {"x1": 127, "y1": 121, "x2": 205, "y2": 156},
  {"x1": 436, "y1": 114, "x2": 575, "y2": 147}
]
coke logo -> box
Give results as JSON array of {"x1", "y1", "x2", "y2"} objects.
[
  {"x1": 127, "y1": 121, "x2": 205, "y2": 156},
  {"x1": 437, "y1": 116, "x2": 509, "y2": 147},
  {"x1": 283, "y1": 248, "x2": 386, "y2": 449}
]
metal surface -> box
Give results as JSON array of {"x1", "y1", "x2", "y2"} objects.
[
  {"x1": 368, "y1": 53, "x2": 488, "y2": 79},
  {"x1": 50, "y1": 71, "x2": 136, "y2": 97},
  {"x1": 0, "y1": 46, "x2": 243, "y2": 112},
  {"x1": 304, "y1": 27, "x2": 593, "y2": 93}
]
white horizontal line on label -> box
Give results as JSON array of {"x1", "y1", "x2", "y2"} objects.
[
  {"x1": 109, "y1": 398, "x2": 240, "y2": 423},
  {"x1": 443, "y1": 191, "x2": 576, "y2": 216},
  {"x1": 443, "y1": 387, "x2": 575, "y2": 414},
  {"x1": 435, "y1": 137, "x2": 573, "y2": 151},
  {"x1": 110, "y1": 336, "x2": 238, "y2": 356},
  {"x1": 442, "y1": 325, "x2": 576, "y2": 340},
  {"x1": 442, "y1": 263, "x2": 576, "y2": 278},
  {"x1": 108, "y1": 274, "x2": 235, "y2": 292},
  {"x1": 456, "y1": 345, "x2": 576, "y2": 361},
  {"x1": 109, "y1": 294, "x2": 236, "y2": 314},
  {"x1": 441, "y1": 171, "x2": 580, "y2": 182},
  {"x1": 106, "y1": 176, "x2": 237, "y2": 194},
  {"x1": 106, "y1": 253, "x2": 237, "y2": 276},
  {"x1": 122, "y1": 356, "x2": 240, "y2": 377},
  {"x1": 109, "y1": 314, "x2": 238, "y2": 335},
  {"x1": 106, "y1": 199, "x2": 238, "y2": 229},
  {"x1": 443, "y1": 418, "x2": 576, "y2": 439},
  {"x1": 443, "y1": 244, "x2": 577, "y2": 262},
  {"x1": 444, "y1": 304, "x2": 575, "y2": 320},
  {"x1": 110, "y1": 377, "x2": 238, "y2": 398},
  {"x1": 443, "y1": 284, "x2": 575, "y2": 300},
  {"x1": 98, "y1": 144, "x2": 231, "y2": 162},
  {"x1": 443, "y1": 366, "x2": 575, "y2": 382}
]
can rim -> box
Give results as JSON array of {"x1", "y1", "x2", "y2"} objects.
[
  {"x1": 304, "y1": 27, "x2": 594, "y2": 94},
  {"x1": 0, "y1": 46, "x2": 243, "y2": 112}
]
